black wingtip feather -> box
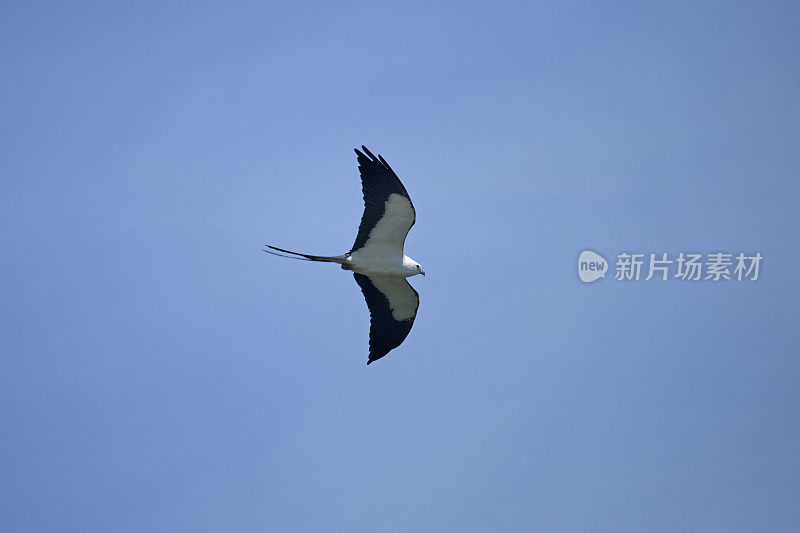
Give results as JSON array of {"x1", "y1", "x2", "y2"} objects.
[
  {"x1": 361, "y1": 145, "x2": 378, "y2": 161},
  {"x1": 355, "y1": 146, "x2": 390, "y2": 169}
]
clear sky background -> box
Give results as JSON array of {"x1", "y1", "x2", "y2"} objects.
[{"x1": 2, "y1": 2, "x2": 799, "y2": 531}]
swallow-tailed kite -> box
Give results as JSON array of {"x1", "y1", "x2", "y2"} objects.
[{"x1": 265, "y1": 146, "x2": 424, "y2": 364}]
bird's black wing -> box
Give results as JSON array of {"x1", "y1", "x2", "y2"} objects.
[
  {"x1": 353, "y1": 273, "x2": 419, "y2": 364},
  {"x1": 351, "y1": 146, "x2": 415, "y2": 254}
]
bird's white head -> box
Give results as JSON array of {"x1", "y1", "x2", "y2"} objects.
[{"x1": 403, "y1": 256, "x2": 425, "y2": 277}]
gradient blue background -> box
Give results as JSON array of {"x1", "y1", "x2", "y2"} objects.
[{"x1": 2, "y1": 2, "x2": 799, "y2": 531}]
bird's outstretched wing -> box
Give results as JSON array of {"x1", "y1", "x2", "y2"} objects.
[
  {"x1": 351, "y1": 146, "x2": 415, "y2": 254},
  {"x1": 353, "y1": 273, "x2": 419, "y2": 364}
]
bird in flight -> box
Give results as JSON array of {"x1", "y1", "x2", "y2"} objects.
[{"x1": 265, "y1": 146, "x2": 424, "y2": 364}]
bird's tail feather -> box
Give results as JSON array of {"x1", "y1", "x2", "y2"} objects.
[{"x1": 263, "y1": 245, "x2": 347, "y2": 264}]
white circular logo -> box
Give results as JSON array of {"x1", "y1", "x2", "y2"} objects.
[{"x1": 578, "y1": 250, "x2": 608, "y2": 283}]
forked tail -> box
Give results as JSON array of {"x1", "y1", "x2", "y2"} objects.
[{"x1": 263, "y1": 245, "x2": 347, "y2": 264}]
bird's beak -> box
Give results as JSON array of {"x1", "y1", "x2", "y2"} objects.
[{"x1": 420, "y1": 270, "x2": 426, "y2": 276}]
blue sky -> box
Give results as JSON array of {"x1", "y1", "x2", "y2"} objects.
[{"x1": 1, "y1": 1, "x2": 799, "y2": 531}]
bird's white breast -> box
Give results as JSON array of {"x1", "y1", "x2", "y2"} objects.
[{"x1": 348, "y1": 248, "x2": 411, "y2": 277}]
